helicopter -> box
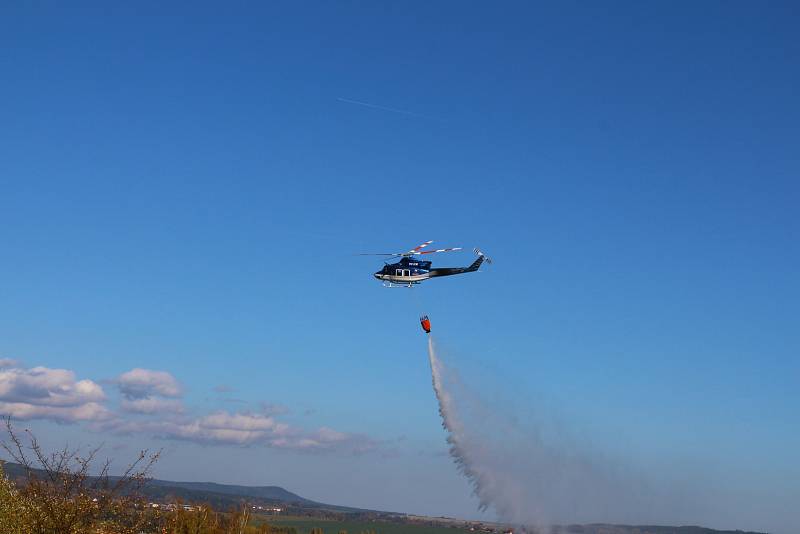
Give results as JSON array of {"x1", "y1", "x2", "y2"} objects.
[{"x1": 360, "y1": 241, "x2": 491, "y2": 287}]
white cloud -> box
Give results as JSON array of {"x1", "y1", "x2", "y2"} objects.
[
  {"x1": 0, "y1": 366, "x2": 105, "y2": 406},
  {"x1": 99, "y1": 410, "x2": 378, "y2": 454},
  {"x1": 0, "y1": 401, "x2": 113, "y2": 423},
  {"x1": 154, "y1": 411, "x2": 291, "y2": 446},
  {"x1": 0, "y1": 364, "x2": 109, "y2": 423},
  {"x1": 121, "y1": 397, "x2": 184, "y2": 414},
  {"x1": 116, "y1": 368, "x2": 182, "y2": 399},
  {"x1": 0, "y1": 362, "x2": 379, "y2": 455},
  {"x1": 115, "y1": 368, "x2": 185, "y2": 415},
  {"x1": 0, "y1": 358, "x2": 19, "y2": 368}
]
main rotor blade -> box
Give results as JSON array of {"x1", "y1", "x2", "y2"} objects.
[
  {"x1": 417, "y1": 247, "x2": 463, "y2": 255},
  {"x1": 408, "y1": 240, "x2": 434, "y2": 254},
  {"x1": 357, "y1": 243, "x2": 460, "y2": 257},
  {"x1": 357, "y1": 253, "x2": 403, "y2": 256}
]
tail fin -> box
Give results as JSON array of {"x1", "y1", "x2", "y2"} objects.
[
  {"x1": 466, "y1": 256, "x2": 484, "y2": 272},
  {"x1": 468, "y1": 248, "x2": 492, "y2": 271},
  {"x1": 466, "y1": 253, "x2": 486, "y2": 272}
]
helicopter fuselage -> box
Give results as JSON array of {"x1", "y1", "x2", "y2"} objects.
[
  {"x1": 373, "y1": 255, "x2": 485, "y2": 286},
  {"x1": 373, "y1": 257, "x2": 432, "y2": 286}
]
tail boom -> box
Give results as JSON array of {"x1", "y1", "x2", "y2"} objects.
[{"x1": 427, "y1": 251, "x2": 486, "y2": 278}]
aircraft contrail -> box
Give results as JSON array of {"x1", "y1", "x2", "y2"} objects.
[{"x1": 336, "y1": 97, "x2": 432, "y2": 118}]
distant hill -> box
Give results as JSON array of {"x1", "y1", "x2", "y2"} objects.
[
  {"x1": 142, "y1": 478, "x2": 368, "y2": 512},
  {"x1": 145, "y1": 479, "x2": 314, "y2": 505},
  {"x1": 0, "y1": 461, "x2": 361, "y2": 512}
]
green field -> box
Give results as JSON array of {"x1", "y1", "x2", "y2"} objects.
[{"x1": 256, "y1": 515, "x2": 474, "y2": 534}]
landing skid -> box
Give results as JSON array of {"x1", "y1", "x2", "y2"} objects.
[{"x1": 382, "y1": 281, "x2": 416, "y2": 288}]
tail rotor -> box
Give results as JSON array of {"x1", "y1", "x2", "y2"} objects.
[{"x1": 473, "y1": 247, "x2": 493, "y2": 265}]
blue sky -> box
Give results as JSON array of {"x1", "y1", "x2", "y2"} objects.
[{"x1": 1, "y1": 2, "x2": 798, "y2": 533}]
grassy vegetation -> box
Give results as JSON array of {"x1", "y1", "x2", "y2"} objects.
[
  {"x1": 256, "y1": 515, "x2": 475, "y2": 534},
  {"x1": 0, "y1": 460, "x2": 281, "y2": 534},
  {"x1": 0, "y1": 418, "x2": 276, "y2": 534}
]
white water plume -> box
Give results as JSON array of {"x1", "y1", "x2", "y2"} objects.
[
  {"x1": 426, "y1": 336, "x2": 685, "y2": 530},
  {"x1": 428, "y1": 335, "x2": 494, "y2": 512}
]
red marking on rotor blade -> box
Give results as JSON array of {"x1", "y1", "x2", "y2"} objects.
[{"x1": 411, "y1": 240, "x2": 433, "y2": 252}]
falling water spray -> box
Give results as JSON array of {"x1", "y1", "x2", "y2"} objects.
[
  {"x1": 426, "y1": 335, "x2": 667, "y2": 531},
  {"x1": 428, "y1": 335, "x2": 504, "y2": 514}
]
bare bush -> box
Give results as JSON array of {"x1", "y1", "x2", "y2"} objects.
[
  {"x1": 0, "y1": 417, "x2": 160, "y2": 534},
  {"x1": 0, "y1": 418, "x2": 282, "y2": 533}
]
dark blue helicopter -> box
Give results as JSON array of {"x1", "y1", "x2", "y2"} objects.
[{"x1": 360, "y1": 241, "x2": 491, "y2": 287}]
